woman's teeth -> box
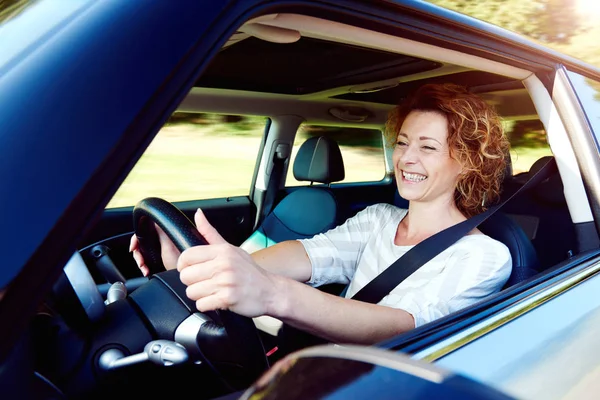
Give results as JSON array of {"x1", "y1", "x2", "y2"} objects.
[{"x1": 403, "y1": 171, "x2": 427, "y2": 182}]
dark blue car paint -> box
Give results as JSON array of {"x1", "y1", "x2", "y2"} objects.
[
  {"x1": 244, "y1": 353, "x2": 515, "y2": 399},
  {"x1": 0, "y1": 0, "x2": 235, "y2": 360}
]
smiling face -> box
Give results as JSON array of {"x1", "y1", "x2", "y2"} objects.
[{"x1": 392, "y1": 110, "x2": 463, "y2": 208}]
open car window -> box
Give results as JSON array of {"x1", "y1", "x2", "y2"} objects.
[{"x1": 107, "y1": 113, "x2": 267, "y2": 208}]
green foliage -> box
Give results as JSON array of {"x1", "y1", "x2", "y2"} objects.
[
  {"x1": 297, "y1": 125, "x2": 383, "y2": 149},
  {"x1": 166, "y1": 112, "x2": 267, "y2": 136},
  {"x1": 505, "y1": 120, "x2": 548, "y2": 148},
  {"x1": 167, "y1": 114, "x2": 385, "y2": 147}
]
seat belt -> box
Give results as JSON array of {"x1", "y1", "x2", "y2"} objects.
[
  {"x1": 350, "y1": 157, "x2": 558, "y2": 304},
  {"x1": 255, "y1": 145, "x2": 289, "y2": 228},
  {"x1": 260, "y1": 159, "x2": 285, "y2": 217}
]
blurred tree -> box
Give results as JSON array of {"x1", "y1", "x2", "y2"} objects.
[
  {"x1": 298, "y1": 125, "x2": 383, "y2": 149},
  {"x1": 428, "y1": 0, "x2": 600, "y2": 90},
  {"x1": 429, "y1": 0, "x2": 585, "y2": 44},
  {"x1": 429, "y1": 0, "x2": 540, "y2": 39},
  {"x1": 166, "y1": 112, "x2": 267, "y2": 135},
  {"x1": 535, "y1": 0, "x2": 584, "y2": 44},
  {"x1": 505, "y1": 120, "x2": 547, "y2": 148},
  {"x1": 0, "y1": 0, "x2": 34, "y2": 23}
]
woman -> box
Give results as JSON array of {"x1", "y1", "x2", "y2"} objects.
[{"x1": 131, "y1": 83, "x2": 511, "y2": 345}]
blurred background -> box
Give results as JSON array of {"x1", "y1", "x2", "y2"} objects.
[{"x1": 429, "y1": 0, "x2": 600, "y2": 69}]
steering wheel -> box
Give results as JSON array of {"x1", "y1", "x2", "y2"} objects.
[{"x1": 132, "y1": 197, "x2": 269, "y2": 388}]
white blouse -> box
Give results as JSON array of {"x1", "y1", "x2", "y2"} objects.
[{"x1": 299, "y1": 203, "x2": 512, "y2": 327}]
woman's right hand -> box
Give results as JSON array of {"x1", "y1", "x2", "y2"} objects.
[{"x1": 129, "y1": 223, "x2": 181, "y2": 276}]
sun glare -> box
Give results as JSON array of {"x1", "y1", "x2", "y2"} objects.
[{"x1": 577, "y1": 0, "x2": 600, "y2": 16}]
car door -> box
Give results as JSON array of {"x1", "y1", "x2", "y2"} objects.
[
  {"x1": 381, "y1": 65, "x2": 600, "y2": 400},
  {"x1": 0, "y1": 0, "x2": 285, "y2": 389},
  {"x1": 78, "y1": 113, "x2": 271, "y2": 280}
]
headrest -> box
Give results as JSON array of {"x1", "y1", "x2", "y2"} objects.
[
  {"x1": 293, "y1": 136, "x2": 345, "y2": 184},
  {"x1": 529, "y1": 155, "x2": 554, "y2": 176}
]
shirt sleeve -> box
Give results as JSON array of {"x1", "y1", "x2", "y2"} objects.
[
  {"x1": 299, "y1": 205, "x2": 382, "y2": 287},
  {"x1": 380, "y1": 238, "x2": 512, "y2": 328}
]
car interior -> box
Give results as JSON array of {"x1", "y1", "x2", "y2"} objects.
[{"x1": 27, "y1": 11, "x2": 599, "y2": 399}]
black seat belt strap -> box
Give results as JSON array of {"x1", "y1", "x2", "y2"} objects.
[
  {"x1": 351, "y1": 157, "x2": 558, "y2": 304},
  {"x1": 258, "y1": 158, "x2": 285, "y2": 225}
]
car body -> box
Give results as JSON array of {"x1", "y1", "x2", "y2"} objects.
[{"x1": 1, "y1": 0, "x2": 600, "y2": 399}]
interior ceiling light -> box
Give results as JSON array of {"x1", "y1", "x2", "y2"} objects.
[
  {"x1": 328, "y1": 106, "x2": 373, "y2": 123},
  {"x1": 239, "y1": 23, "x2": 301, "y2": 43}
]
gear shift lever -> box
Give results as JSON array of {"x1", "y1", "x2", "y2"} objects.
[
  {"x1": 98, "y1": 340, "x2": 189, "y2": 371},
  {"x1": 104, "y1": 281, "x2": 127, "y2": 305}
]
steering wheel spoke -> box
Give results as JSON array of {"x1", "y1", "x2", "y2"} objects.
[{"x1": 132, "y1": 197, "x2": 269, "y2": 388}]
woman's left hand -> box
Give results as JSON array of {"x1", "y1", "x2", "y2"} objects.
[{"x1": 177, "y1": 209, "x2": 279, "y2": 318}]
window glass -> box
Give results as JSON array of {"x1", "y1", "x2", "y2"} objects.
[
  {"x1": 433, "y1": 268, "x2": 600, "y2": 400},
  {"x1": 285, "y1": 126, "x2": 386, "y2": 187},
  {"x1": 504, "y1": 119, "x2": 553, "y2": 175},
  {"x1": 107, "y1": 113, "x2": 266, "y2": 208},
  {"x1": 566, "y1": 70, "x2": 600, "y2": 141}
]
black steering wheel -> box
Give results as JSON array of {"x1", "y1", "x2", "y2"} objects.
[{"x1": 132, "y1": 197, "x2": 269, "y2": 388}]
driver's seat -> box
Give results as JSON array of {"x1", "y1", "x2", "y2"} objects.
[
  {"x1": 479, "y1": 212, "x2": 540, "y2": 288},
  {"x1": 392, "y1": 189, "x2": 540, "y2": 289},
  {"x1": 241, "y1": 136, "x2": 345, "y2": 253}
]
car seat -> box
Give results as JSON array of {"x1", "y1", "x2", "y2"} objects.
[
  {"x1": 241, "y1": 135, "x2": 345, "y2": 253},
  {"x1": 501, "y1": 155, "x2": 577, "y2": 270},
  {"x1": 393, "y1": 165, "x2": 540, "y2": 289}
]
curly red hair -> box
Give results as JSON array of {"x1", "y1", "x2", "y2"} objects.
[{"x1": 385, "y1": 83, "x2": 509, "y2": 217}]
